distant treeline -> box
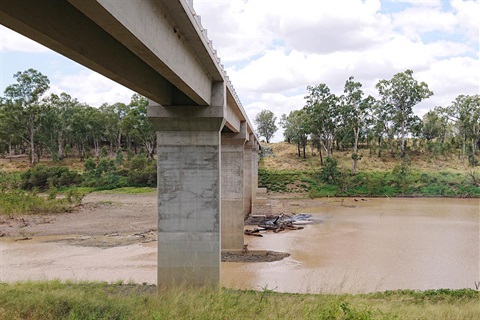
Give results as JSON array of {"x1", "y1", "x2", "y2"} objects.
[
  {"x1": 0, "y1": 69, "x2": 155, "y2": 165},
  {"x1": 270, "y1": 70, "x2": 480, "y2": 172}
]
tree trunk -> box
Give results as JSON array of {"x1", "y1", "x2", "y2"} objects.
[
  {"x1": 472, "y1": 138, "x2": 477, "y2": 159},
  {"x1": 352, "y1": 129, "x2": 359, "y2": 175},
  {"x1": 145, "y1": 141, "x2": 155, "y2": 160},
  {"x1": 8, "y1": 141, "x2": 13, "y2": 162},
  {"x1": 36, "y1": 145, "x2": 42, "y2": 163},
  {"x1": 400, "y1": 121, "x2": 406, "y2": 158},
  {"x1": 318, "y1": 145, "x2": 323, "y2": 166},
  {"x1": 378, "y1": 136, "x2": 382, "y2": 158},
  {"x1": 117, "y1": 130, "x2": 122, "y2": 151},
  {"x1": 93, "y1": 139, "x2": 100, "y2": 158},
  {"x1": 29, "y1": 131, "x2": 35, "y2": 166},
  {"x1": 388, "y1": 136, "x2": 395, "y2": 157},
  {"x1": 58, "y1": 135, "x2": 64, "y2": 160}
]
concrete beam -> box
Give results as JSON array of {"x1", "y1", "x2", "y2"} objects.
[
  {"x1": 0, "y1": 0, "x2": 187, "y2": 106},
  {"x1": 69, "y1": 0, "x2": 217, "y2": 106}
]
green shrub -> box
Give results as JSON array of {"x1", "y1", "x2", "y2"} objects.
[
  {"x1": 84, "y1": 158, "x2": 96, "y2": 172},
  {"x1": 21, "y1": 165, "x2": 82, "y2": 190},
  {"x1": 116, "y1": 149, "x2": 124, "y2": 165},
  {"x1": 100, "y1": 146, "x2": 109, "y2": 158},
  {"x1": 0, "y1": 190, "x2": 73, "y2": 215},
  {"x1": 319, "y1": 157, "x2": 340, "y2": 183}
]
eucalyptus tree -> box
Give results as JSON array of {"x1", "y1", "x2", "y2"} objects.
[
  {"x1": 41, "y1": 92, "x2": 81, "y2": 160},
  {"x1": 67, "y1": 104, "x2": 103, "y2": 160},
  {"x1": 304, "y1": 83, "x2": 339, "y2": 158},
  {"x1": 280, "y1": 109, "x2": 310, "y2": 159},
  {"x1": 0, "y1": 98, "x2": 21, "y2": 160},
  {"x1": 422, "y1": 109, "x2": 444, "y2": 142},
  {"x1": 372, "y1": 97, "x2": 398, "y2": 157},
  {"x1": 123, "y1": 94, "x2": 156, "y2": 159},
  {"x1": 254, "y1": 109, "x2": 278, "y2": 143},
  {"x1": 340, "y1": 76, "x2": 374, "y2": 175},
  {"x1": 100, "y1": 102, "x2": 129, "y2": 152},
  {"x1": 432, "y1": 106, "x2": 452, "y2": 145},
  {"x1": 84, "y1": 106, "x2": 104, "y2": 158},
  {"x1": 447, "y1": 94, "x2": 480, "y2": 163},
  {"x1": 376, "y1": 69, "x2": 433, "y2": 158},
  {"x1": 3, "y1": 69, "x2": 50, "y2": 165}
]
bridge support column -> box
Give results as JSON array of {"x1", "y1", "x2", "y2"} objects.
[
  {"x1": 221, "y1": 123, "x2": 248, "y2": 251},
  {"x1": 252, "y1": 143, "x2": 260, "y2": 199},
  {"x1": 148, "y1": 98, "x2": 226, "y2": 287},
  {"x1": 243, "y1": 136, "x2": 254, "y2": 218}
]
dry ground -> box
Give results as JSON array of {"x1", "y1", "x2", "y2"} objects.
[
  {"x1": 0, "y1": 191, "x2": 317, "y2": 261},
  {"x1": 0, "y1": 192, "x2": 158, "y2": 246}
]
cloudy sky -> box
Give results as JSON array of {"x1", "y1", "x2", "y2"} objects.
[{"x1": 1, "y1": 0, "x2": 478, "y2": 142}]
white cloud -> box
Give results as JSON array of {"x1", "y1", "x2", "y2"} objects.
[
  {"x1": 49, "y1": 70, "x2": 134, "y2": 107},
  {"x1": 451, "y1": 0, "x2": 480, "y2": 42},
  {"x1": 246, "y1": 92, "x2": 306, "y2": 142},
  {"x1": 194, "y1": 0, "x2": 478, "y2": 126},
  {"x1": 0, "y1": 26, "x2": 49, "y2": 53},
  {"x1": 194, "y1": 0, "x2": 391, "y2": 61},
  {"x1": 391, "y1": 7, "x2": 457, "y2": 41}
]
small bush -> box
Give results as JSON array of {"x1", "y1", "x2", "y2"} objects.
[
  {"x1": 0, "y1": 190, "x2": 73, "y2": 215},
  {"x1": 319, "y1": 157, "x2": 340, "y2": 183},
  {"x1": 21, "y1": 165, "x2": 81, "y2": 191}
]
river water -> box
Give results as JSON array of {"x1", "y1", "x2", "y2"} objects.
[
  {"x1": 223, "y1": 198, "x2": 480, "y2": 293},
  {"x1": 1, "y1": 198, "x2": 478, "y2": 294}
]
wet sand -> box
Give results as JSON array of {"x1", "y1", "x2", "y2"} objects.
[{"x1": 1, "y1": 194, "x2": 478, "y2": 293}]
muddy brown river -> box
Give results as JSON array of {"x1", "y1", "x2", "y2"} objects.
[{"x1": 1, "y1": 197, "x2": 479, "y2": 294}]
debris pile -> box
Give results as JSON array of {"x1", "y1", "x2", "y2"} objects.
[{"x1": 244, "y1": 213, "x2": 313, "y2": 237}]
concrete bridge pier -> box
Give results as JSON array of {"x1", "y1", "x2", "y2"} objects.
[
  {"x1": 148, "y1": 96, "x2": 226, "y2": 286},
  {"x1": 243, "y1": 136, "x2": 256, "y2": 218},
  {"x1": 252, "y1": 142, "x2": 260, "y2": 201},
  {"x1": 220, "y1": 123, "x2": 248, "y2": 251}
]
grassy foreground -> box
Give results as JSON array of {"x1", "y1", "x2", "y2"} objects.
[{"x1": 0, "y1": 281, "x2": 478, "y2": 320}]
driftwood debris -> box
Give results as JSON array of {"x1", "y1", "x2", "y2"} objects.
[{"x1": 244, "y1": 213, "x2": 310, "y2": 236}]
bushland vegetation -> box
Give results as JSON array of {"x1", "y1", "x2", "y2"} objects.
[
  {"x1": 0, "y1": 68, "x2": 478, "y2": 199},
  {"x1": 0, "y1": 69, "x2": 155, "y2": 166},
  {"x1": 259, "y1": 70, "x2": 479, "y2": 197},
  {"x1": 258, "y1": 142, "x2": 480, "y2": 198}
]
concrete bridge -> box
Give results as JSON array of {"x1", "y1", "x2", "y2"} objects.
[{"x1": 0, "y1": 0, "x2": 260, "y2": 286}]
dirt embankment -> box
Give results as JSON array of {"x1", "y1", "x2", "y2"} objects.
[{"x1": 0, "y1": 193, "x2": 158, "y2": 246}]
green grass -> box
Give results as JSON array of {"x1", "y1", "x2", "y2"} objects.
[
  {"x1": 0, "y1": 190, "x2": 74, "y2": 215},
  {"x1": 259, "y1": 168, "x2": 480, "y2": 198},
  {"x1": 96, "y1": 187, "x2": 157, "y2": 194},
  {"x1": 0, "y1": 281, "x2": 478, "y2": 320}
]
